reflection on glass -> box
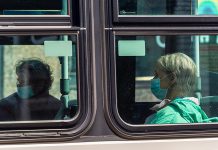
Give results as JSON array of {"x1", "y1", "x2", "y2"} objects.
[
  {"x1": 118, "y1": 0, "x2": 218, "y2": 15},
  {"x1": 0, "y1": 35, "x2": 77, "y2": 121},
  {"x1": 198, "y1": 0, "x2": 218, "y2": 14},
  {"x1": 0, "y1": 0, "x2": 67, "y2": 15},
  {"x1": 116, "y1": 35, "x2": 218, "y2": 124}
]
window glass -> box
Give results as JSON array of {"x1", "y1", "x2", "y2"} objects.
[
  {"x1": 0, "y1": 34, "x2": 77, "y2": 121},
  {"x1": 118, "y1": 0, "x2": 218, "y2": 15},
  {"x1": 0, "y1": 0, "x2": 67, "y2": 15},
  {"x1": 115, "y1": 35, "x2": 218, "y2": 124}
]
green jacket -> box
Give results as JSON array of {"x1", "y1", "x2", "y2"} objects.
[{"x1": 146, "y1": 98, "x2": 218, "y2": 124}]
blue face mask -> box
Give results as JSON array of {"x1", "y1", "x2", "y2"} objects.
[
  {"x1": 150, "y1": 78, "x2": 167, "y2": 100},
  {"x1": 17, "y1": 86, "x2": 34, "y2": 99}
]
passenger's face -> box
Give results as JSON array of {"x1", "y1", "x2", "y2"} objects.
[
  {"x1": 16, "y1": 72, "x2": 31, "y2": 87},
  {"x1": 17, "y1": 72, "x2": 44, "y2": 95},
  {"x1": 154, "y1": 65, "x2": 172, "y2": 89}
]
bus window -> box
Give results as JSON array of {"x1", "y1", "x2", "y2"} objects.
[
  {"x1": 0, "y1": 0, "x2": 67, "y2": 15},
  {"x1": 117, "y1": 0, "x2": 218, "y2": 15},
  {"x1": 115, "y1": 34, "x2": 218, "y2": 124},
  {"x1": 0, "y1": 34, "x2": 78, "y2": 121}
]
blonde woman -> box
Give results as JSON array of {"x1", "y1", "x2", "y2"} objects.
[{"x1": 146, "y1": 52, "x2": 217, "y2": 124}]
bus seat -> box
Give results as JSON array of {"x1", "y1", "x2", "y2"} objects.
[{"x1": 200, "y1": 96, "x2": 218, "y2": 118}]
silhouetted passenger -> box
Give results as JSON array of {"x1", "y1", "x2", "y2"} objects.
[{"x1": 0, "y1": 59, "x2": 61, "y2": 121}]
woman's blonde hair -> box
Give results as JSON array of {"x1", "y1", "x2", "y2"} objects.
[{"x1": 157, "y1": 52, "x2": 197, "y2": 97}]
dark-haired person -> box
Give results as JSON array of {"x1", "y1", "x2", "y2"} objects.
[{"x1": 0, "y1": 58, "x2": 61, "y2": 121}]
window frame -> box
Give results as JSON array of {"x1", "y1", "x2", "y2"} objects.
[
  {"x1": 0, "y1": 28, "x2": 95, "y2": 142},
  {"x1": 0, "y1": 0, "x2": 96, "y2": 143},
  {"x1": 0, "y1": 16, "x2": 72, "y2": 26},
  {"x1": 0, "y1": 0, "x2": 73, "y2": 27},
  {"x1": 112, "y1": 0, "x2": 218, "y2": 24},
  {"x1": 103, "y1": 28, "x2": 218, "y2": 139}
]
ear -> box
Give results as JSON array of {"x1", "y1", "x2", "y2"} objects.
[{"x1": 169, "y1": 73, "x2": 176, "y2": 84}]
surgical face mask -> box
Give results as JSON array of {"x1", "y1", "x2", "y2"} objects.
[
  {"x1": 150, "y1": 78, "x2": 167, "y2": 100},
  {"x1": 17, "y1": 85, "x2": 34, "y2": 99}
]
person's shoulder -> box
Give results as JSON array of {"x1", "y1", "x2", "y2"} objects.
[
  {"x1": 169, "y1": 97, "x2": 201, "y2": 112},
  {"x1": 157, "y1": 105, "x2": 179, "y2": 117},
  {"x1": 171, "y1": 97, "x2": 199, "y2": 105},
  {"x1": 47, "y1": 95, "x2": 61, "y2": 105},
  {"x1": 158, "y1": 104, "x2": 177, "y2": 114},
  {"x1": 0, "y1": 93, "x2": 19, "y2": 105}
]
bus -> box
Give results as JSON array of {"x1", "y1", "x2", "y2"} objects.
[{"x1": 0, "y1": 0, "x2": 217, "y2": 150}]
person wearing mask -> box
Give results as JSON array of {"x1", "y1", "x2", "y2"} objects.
[
  {"x1": 145, "y1": 52, "x2": 218, "y2": 124},
  {"x1": 0, "y1": 58, "x2": 61, "y2": 121}
]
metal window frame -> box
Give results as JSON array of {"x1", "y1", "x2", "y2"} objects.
[
  {"x1": 0, "y1": 0, "x2": 73, "y2": 27},
  {"x1": 0, "y1": 0, "x2": 96, "y2": 144},
  {"x1": 0, "y1": 16, "x2": 72, "y2": 26},
  {"x1": 112, "y1": 0, "x2": 218, "y2": 24},
  {"x1": 103, "y1": 28, "x2": 218, "y2": 139},
  {"x1": 0, "y1": 28, "x2": 95, "y2": 143}
]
